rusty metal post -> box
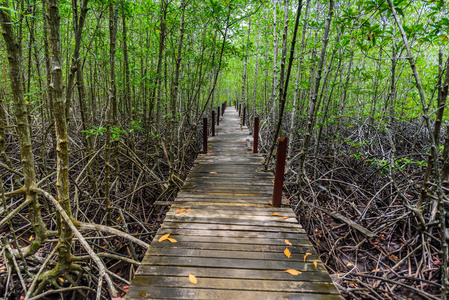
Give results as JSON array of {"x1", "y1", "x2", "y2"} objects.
[
  {"x1": 211, "y1": 111, "x2": 215, "y2": 136},
  {"x1": 217, "y1": 107, "x2": 220, "y2": 125},
  {"x1": 202, "y1": 118, "x2": 208, "y2": 154},
  {"x1": 272, "y1": 136, "x2": 287, "y2": 207},
  {"x1": 253, "y1": 117, "x2": 259, "y2": 153},
  {"x1": 243, "y1": 106, "x2": 246, "y2": 126}
]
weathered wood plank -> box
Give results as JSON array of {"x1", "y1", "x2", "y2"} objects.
[
  {"x1": 130, "y1": 276, "x2": 339, "y2": 293},
  {"x1": 134, "y1": 265, "x2": 329, "y2": 281},
  {"x1": 127, "y1": 287, "x2": 342, "y2": 300},
  {"x1": 140, "y1": 256, "x2": 326, "y2": 272}
]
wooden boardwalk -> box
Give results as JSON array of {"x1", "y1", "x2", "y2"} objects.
[{"x1": 126, "y1": 108, "x2": 341, "y2": 299}]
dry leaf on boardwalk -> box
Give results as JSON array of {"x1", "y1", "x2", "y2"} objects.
[
  {"x1": 269, "y1": 201, "x2": 273, "y2": 206},
  {"x1": 271, "y1": 213, "x2": 280, "y2": 216},
  {"x1": 284, "y1": 247, "x2": 291, "y2": 258},
  {"x1": 188, "y1": 273, "x2": 197, "y2": 284},
  {"x1": 282, "y1": 269, "x2": 302, "y2": 275},
  {"x1": 285, "y1": 239, "x2": 292, "y2": 246},
  {"x1": 281, "y1": 216, "x2": 290, "y2": 219},
  {"x1": 186, "y1": 208, "x2": 191, "y2": 213},
  {"x1": 209, "y1": 172, "x2": 217, "y2": 174},
  {"x1": 303, "y1": 252, "x2": 311, "y2": 262},
  {"x1": 175, "y1": 208, "x2": 185, "y2": 214},
  {"x1": 313, "y1": 260, "x2": 318, "y2": 269},
  {"x1": 158, "y1": 233, "x2": 170, "y2": 242},
  {"x1": 168, "y1": 238, "x2": 177, "y2": 243}
]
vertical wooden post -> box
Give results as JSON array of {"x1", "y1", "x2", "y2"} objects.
[
  {"x1": 243, "y1": 106, "x2": 246, "y2": 126},
  {"x1": 217, "y1": 107, "x2": 220, "y2": 125},
  {"x1": 211, "y1": 111, "x2": 215, "y2": 136},
  {"x1": 202, "y1": 118, "x2": 208, "y2": 154},
  {"x1": 222, "y1": 103, "x2": 225, "y2": 116},
  {"x1": 239, "y1": 104, "x2": 241, "y2": 116},
  {"x1": 253, "y1": 117, "x2": 259, "y2": 153},
  {"x1": 272, "y1": 136, "x2": 287, "y2": 207}
]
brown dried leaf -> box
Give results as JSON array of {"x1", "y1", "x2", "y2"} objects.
[
  {"x1": 175, "y1": 208, "x2": 185, "y2": 214},
  {"x1": 186, "y1": 208, "x2": 191, "y2": 213},
  {"x1": 281, "y1": 216, "x2": 290, "y2": 219},
  {"x1": 313, "y1": 260, "x2": 318, "y2": 269},
  {"x1": 167, "y1": 238, "x2": 177, "y2": 243},
  {"x1": 158, "y1": 233, "x2": 170, "y2": 242},
  {"x1": 282, "y1": 269, "x2": 301, "y2": 275},
  {"x1": 188, "y1": 272, "x2": 197, "y2": 284},
  {"x1": 285, "y1": 239, "x2": 292, "y2": 246},
  {"x1": 303, "y1": 252, "x2": 311, "y2": 262},
  {"x1": 284, "y1": 248, "x2": 291, "y2": 258}
]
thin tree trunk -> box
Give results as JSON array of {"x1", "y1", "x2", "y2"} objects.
[{"x1": 295, "y1": 0, "x2": 334, "y2": 199}]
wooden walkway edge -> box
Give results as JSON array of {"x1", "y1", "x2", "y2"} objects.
[{"x1": 126, "y1": 108, "x2": 342, "y2": 299}]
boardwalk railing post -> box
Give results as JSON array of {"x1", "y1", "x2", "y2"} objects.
[
  {"x1": 217, "y1": 107, "x2": 220, "y2": 125},
  {"x1": 212, "y1": 111, "x2": 215, "y2": 136},
  {"x1": 243, "y1": 106, "x2": 246, "y2": 126},
  {"x1": 202, "y1": 118, "x2": 208, "y2": 154},
  {"x1": 222, "y1": 103, "x2": 225, "y2": 116},
  {"x1": 273, "y1": 136, "x2": 287, "y2": 207},
  {"x1": 253, "y1": 117, "x2": 259, "y2": 154},
  {"x1": 239, "y1": 104, "x2": 241, "y2": 116}
]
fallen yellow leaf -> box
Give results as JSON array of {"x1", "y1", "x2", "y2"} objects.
[
  {"x1": 116, "y1": 216, "x2": 120, "y2": 221},
  {"x1": 284, "y1": 248, "x2": 291, "y2": 258},
  {"x1": 209, "y1": 172, "x2": 217, "y2": 174},
  {"x1": 175, "y1": 208, "x2": 185, "y2": 214},
  {"x1": 371, "y1": 269, "x2": 380, "y2": 272},
  {"x1": 313, "y1": 260, "x2": 318, "y2": 269},
  {"x1": 186, "y1": 208, "x2": 191, "y2": 213},
  {"x1": 303, "y1": 253, "x2": 311, "y2": 262},
  {"x1": 168, "y1": 238, "x2": 177, "y2": 243},
  {"x1": 285, "y1": 239, "x2": 292, "y2": 246},
  {"x1": 158, "y1": 233, "x2": 170, "y2": 242},
  {"x1": 271, "y1": 213, "x2": 281, "y2": 216},
  {"x1": 347, "y1": 262, "x2": 353, "y2": 267},
  {"x1": 188, "y1": 272, "x2": 197, "y2": 284},
  {"x1": 285, "y1": 199, "x2": 291, "y2": 204},
  {"x1": 282, "y1": 269, "x2": 301, "y2": 275},
  {"x1": 281, "y1": 216, "x2": 290, "y2": 219},
  {"x1": 29, "y1": 235, "x2": 33, "y2": 241},
  {"x1": 58, "y1": 277, "x2": 64, "y2": 282},
  {"x1": 269, "y1": 201, "x2": 273, "y2": 206}
]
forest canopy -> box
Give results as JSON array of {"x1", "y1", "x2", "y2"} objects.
[{"x1": 0, "y1": 0, "x2": 448, "y2": 299}]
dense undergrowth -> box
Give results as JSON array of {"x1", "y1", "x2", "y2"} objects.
[
  {"x1": 0, "y1": 120, "x2": 201, "y2": 299},
  {"x1": 255, "y1": 113, "x2": 444, "y2": 299}
]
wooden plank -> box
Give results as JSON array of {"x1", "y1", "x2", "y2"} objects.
[
  {"x1": 135, "y1": 265, "x2": 329, "y2": 281},
  {"x1": 151, "y1": 235, "x2": 311, "y2": 247},
  {"x1": 145, "y1": 248, "x2": 320, "y2": 262},
  {"x1": 127, "y1": 287, "x2": 343, "y2": 299},
  {"x1": 149, "y1": 241, "x2": 315, "y2": 254},
  {"x1": 160, "y1": 221, "x2": 304, "y2": 233},
  {"x1": 156, "y1": 228, "x2": 305, "y2": 238},
  {"x1": 140, "y1": 256, "x2": 326, "y2": 272},
  {"x1": 166, "y1": 209, "x2": 297, "y2": 218},
  {"x1": 130, "y1": 276, "x2": 339, "y2": 293}
]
